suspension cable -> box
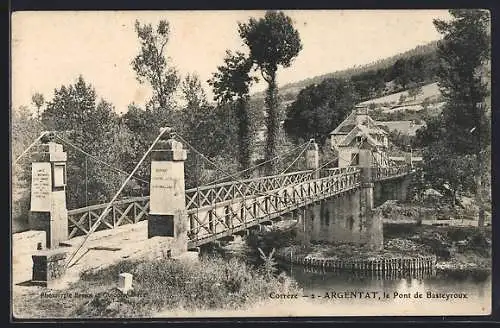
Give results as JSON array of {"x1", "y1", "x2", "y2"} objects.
[
  {"x1": 32, "y1": 119, "x2": 149, "y2": 185},
  {"x1": 65, "y1": 128, "x2": 169, "y2": 268},
  {"x1": 54, "y1": 134, "x2": 149, "y2": 185},
  {"x1": 205, "y1": 140, "x2": 310, "y2": 185},
  {"x1": 13, "y1": 131, "x2": 48, "y2": 165},
  {"x1": 177, "y1": 133, "x2": 339, "y2": 203},
  {"x1": 280, "y1": 139, "x2": 312, "y2": 174}
]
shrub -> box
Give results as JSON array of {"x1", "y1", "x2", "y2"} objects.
[{"x1": 73, "y1": 255, "x2": 300, "y2": 318}]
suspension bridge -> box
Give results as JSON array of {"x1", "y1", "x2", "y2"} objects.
[{"x1": 13, "y1": 126, "x2": 413, "y2": 285}]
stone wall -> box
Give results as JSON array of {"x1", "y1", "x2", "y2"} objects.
[{"x1": 300, "y1": 189, "x2": 382, "y2": 248}]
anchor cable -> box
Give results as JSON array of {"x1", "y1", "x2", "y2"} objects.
[{"x1": 64, "y1": 128, "x2": 170, "y2": 268}]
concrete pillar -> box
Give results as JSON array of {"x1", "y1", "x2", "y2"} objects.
[
  {"x1": 305, "y1": 139, "x2": 319, "y2": 178},
  {"x1": 148, "y1": 129, "x2": 188, "y2": 257},
  {"x1": 328, "y1": 197, "x2": 337, "y2": 243},
  {"x1": 397, "y1": 176, "x2": 411, "y2": 202},
  {"x1": 359, "y1": 167, "x2": 382, "y2": 250},
  {"x1": 29, "y1": 141, "x2": 68, "y2": 249},
  {"x1": 351, "y1": 190, "x2": 361, "y2": 240},
  {"x1": 311, "y1": 202, "x2": 321, "y2": 241},
  {"x1": 295, "y1": 207, "x2": 310, "y2": 245},
  {"x1": 31, "y1": 248, "x2": 67, "y2": 287},
  {"x1": 374, "y1": 182, "x2": 382, "y2": 205},
  {"x1": 358, "y1": 149, "x2": 372, "y2": 167}
]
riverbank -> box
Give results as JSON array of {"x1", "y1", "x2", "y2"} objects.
[
  {"x1": 12, "y1": 255, "x2": 300, "y2": 319},
  {"x1": 274, "y1": 222, "x2": 491, "y2": 276}
]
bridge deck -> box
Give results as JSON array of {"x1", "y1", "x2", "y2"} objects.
[{"x1": 65, "y1": 165, "x2": 411, "y2": 248}]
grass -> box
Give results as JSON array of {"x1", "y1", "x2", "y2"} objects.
[{"x1": 13, "y1": 255, "x2": 300, "y2": 319}]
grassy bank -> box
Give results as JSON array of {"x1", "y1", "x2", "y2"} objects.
[{"x1": 13, "y1": 255, "x2": 300, "y2": 319}]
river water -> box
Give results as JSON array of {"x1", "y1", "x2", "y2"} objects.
[{"x1": 201, "y1": 227, "x2": 492, "y2": 316}]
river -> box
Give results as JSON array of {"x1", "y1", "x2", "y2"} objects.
[{"x1": 200, "y1": 228, "x2": 492, "y2": 316}]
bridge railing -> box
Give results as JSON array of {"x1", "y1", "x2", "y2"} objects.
[
  {"x1": 67, "y1": 196, "x2": 150, "y2": 239},
  {"x1": 185, "y1": 170, "x2": 315, "y2": 210},
  {"x1": 319, "y1": 166, "x2": 359, "y2": 178},
  {"x1": 186, "y1": 166, "x2": 362, "y2": 247},
  {"x1": 372, "y1": 165, "x2": 411, "y2": 181},
  {"x1": 66, "y1": 165, "x2": 410, "y2": 239},
  {"x1": 66, "y1": 170, "x2": 315, "y2": 238}
]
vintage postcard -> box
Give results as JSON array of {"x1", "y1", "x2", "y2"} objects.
[{"x1": 11, "y1": 9, "x2": 492, "y2": 319}]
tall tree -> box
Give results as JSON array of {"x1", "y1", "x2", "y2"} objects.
[
  {"x1": 42, "y1": 76, "x2": 132, "y2": 208},
  {"x1": 434, "y1": 10, "x2": 490, "y2": 155},
  {"x1": 132, "y1": 19, "x2": 180, "y2": 123},
  {"x1": 391, "y1": 58, "x2": 412, "y2": 90},
  {"x1": 283, "y1": 77, "x2": 356, "y2": 146},
  {"x1": 433, "y1": 10, "x2": 491, "y2": 224},
  {"x1": 238, "y1": 11, "x2": 302, "y2": 174},
  {"x1": 182, "y1": 73, "x2": 208, "y2": 110},
  {"x1": 208, "y1": 50, "x2": 257, "y2": 176},
  {"x1": 31, "y1": 92, "x2": 45, "y2": 119}
]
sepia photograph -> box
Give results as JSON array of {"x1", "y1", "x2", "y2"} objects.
[{"x1": 10, "y1": 9, "x2": 492, "y2": 319}]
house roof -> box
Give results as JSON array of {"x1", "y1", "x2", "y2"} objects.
[
  {"x1": 330, "y1": 110, "x2": 388, "y2": 136},
  {"x1": 339, "y1": 125, "x2": 384, "y2": 148}
]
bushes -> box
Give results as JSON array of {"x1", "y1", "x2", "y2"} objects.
[{"x1": 74, "y1": 255, "x2": 300, "y2": 318}]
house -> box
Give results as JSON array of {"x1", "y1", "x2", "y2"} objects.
[{"x1": 329, "y1": 106, "x2": 390, "y2": 167}]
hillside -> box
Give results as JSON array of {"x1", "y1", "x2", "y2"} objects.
[
  {"x1": 359, "y1": 82, "x2": 445, "y2": 124},
  {"x1": 252, "y1": 40, "x2": 440, "y2": 101}
]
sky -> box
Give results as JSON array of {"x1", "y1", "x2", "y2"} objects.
[{"x1": 11, "y1": 10, "x2": 452, "y2": 115}]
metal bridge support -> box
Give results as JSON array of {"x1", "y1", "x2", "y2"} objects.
[
  {"x1": 305, "y1": 139, "x2": 319, "y2": 178},
  {"x1": 29, "y1": 140, "x2": 68, "y2": 249},
  {"x1": 148, "y1": 129, "x2": 189, "y2": 257}
]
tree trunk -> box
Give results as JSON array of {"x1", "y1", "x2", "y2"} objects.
[
  {"x1": 236, "y1": 98, "x2": 251, "y2": 178},
  {"x1": 477, "y1": 153, "x2": 485, "y2": 227},
  {"x1": 264, "y1": 70, "x2": 279, "y2": 175}
]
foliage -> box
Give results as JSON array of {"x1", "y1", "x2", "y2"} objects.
[
  {"x1": 31, "y1": 93, "x2": 45, "y2": 119},
  {"x1": 283, "y1": 77, "x2": 356, "y2": 146},
  {"x1": 178, "y1": 103, "x2": 239, "y2": 189},
  {"x1": 208, "y1": 50, "x2": 256, "y2": 104},
  {"x1": 41, "y1": 76, "x2": 135, "y2": 208},
  {"x1": 398, "y1": 94, "x2": 407, "y2": 104},
  {"x1": 387, "y1": 129, "x2": 415, "y2": 150},
  {"x1": 208, "y1": 50, "x2": 257, "y2": 176},
  {"x1": 257, "y1": 247, "x2": 278, "y2": 280},
  {"x1": 181, "y1": 73, "x2": 208, "y2": 109},
  {"x1": 421, "y1": 142, "x2": 477, "y2": 203},
  {"x1": 239, "y1": 10, "x2": 302, "y2": 174},
  {"x1": 11, "y1": 106, "x2": 43, "y2": 232},
  {"x1": 68, "y1": 256, "x2": 299, "y2": 317},
  {"x1": 414, "y1": 10, "x2": 491, "y2": 211},
  {"x1": 132, "y1": 19, "x2": 180, "y2": 118},
  {"x1": 434, "y1": 10, "x2": 491, "y2": 156}
]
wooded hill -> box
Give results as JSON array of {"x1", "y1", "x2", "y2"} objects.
[{"x1": 253, "y1": 40, "x2": 440, "y2": 104}]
